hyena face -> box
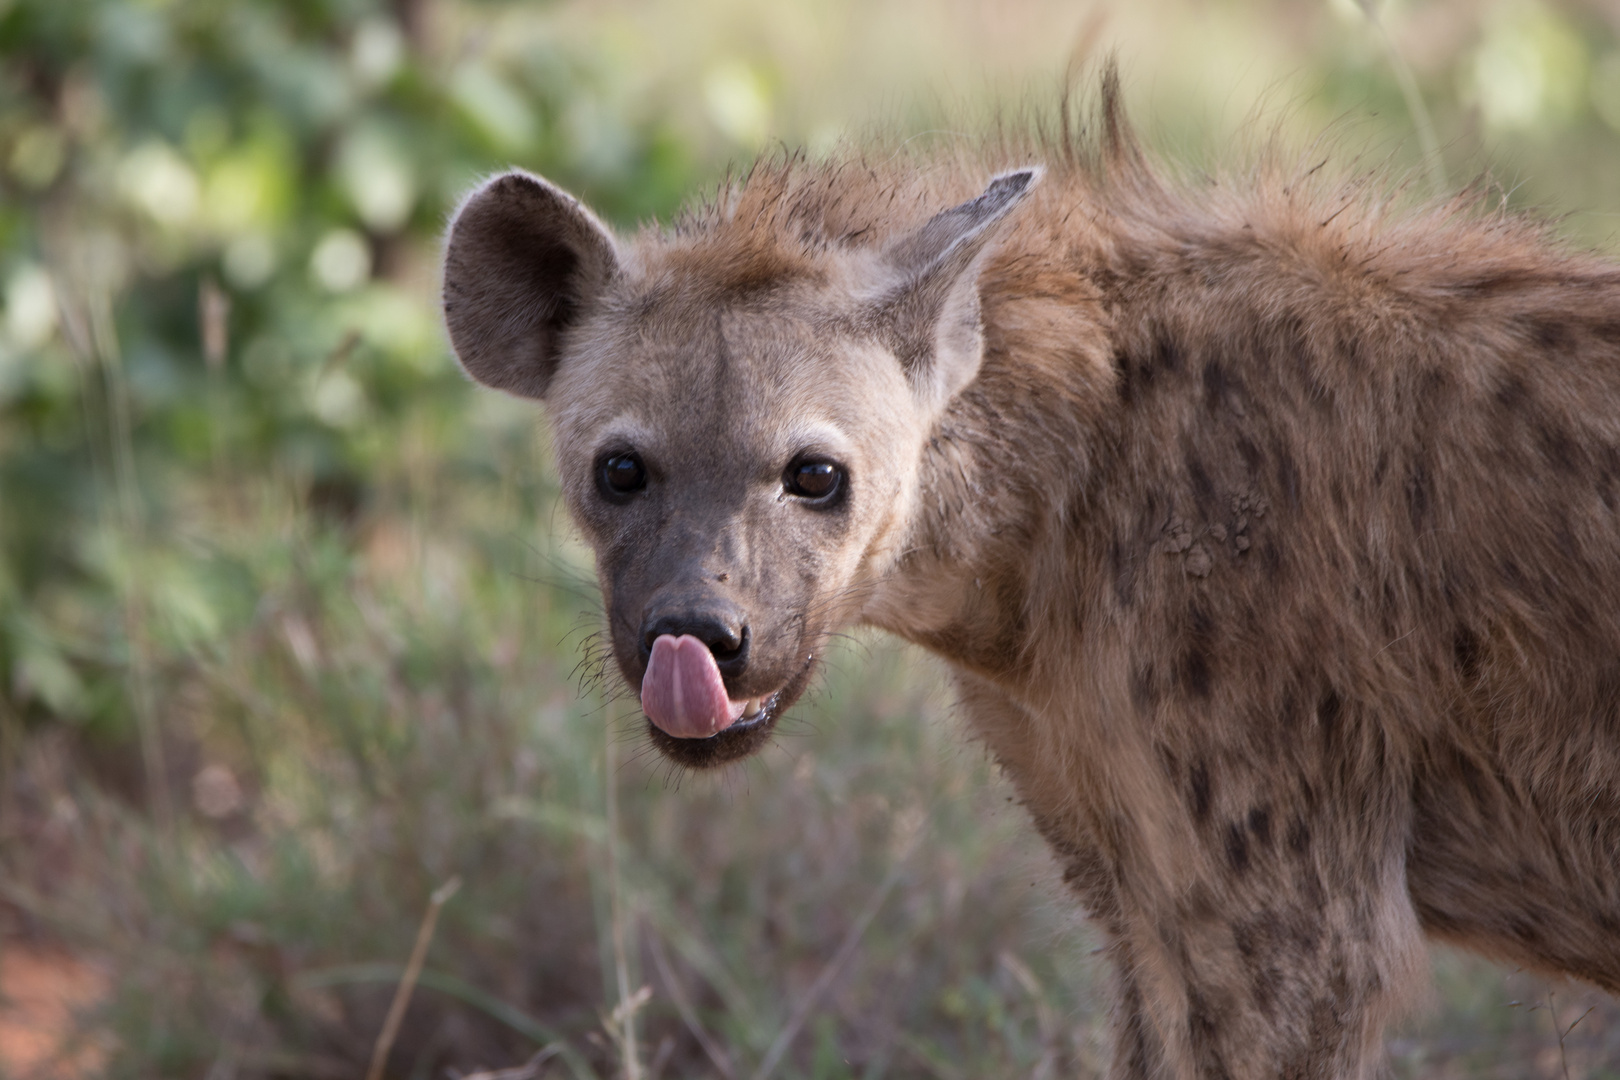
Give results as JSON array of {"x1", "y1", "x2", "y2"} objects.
[{"x1": 443, "y1": 168, "x2": 1036, "y2": 767}]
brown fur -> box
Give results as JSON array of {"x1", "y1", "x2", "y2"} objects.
[{"x1": 442, "y1": 76, "x2": 1620, "y2": 1078}]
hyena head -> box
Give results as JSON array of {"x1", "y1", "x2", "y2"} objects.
[{"x1": 442, "y1": 165, "x2": 1037, "y2": 767}]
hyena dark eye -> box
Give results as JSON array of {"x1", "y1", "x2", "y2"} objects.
[
  {"x1": 784, "y1": 458, "x2": 845, "y2": 504},
  {"x1": 597, "y1": 452, "x2": 647, "y2": 500}
]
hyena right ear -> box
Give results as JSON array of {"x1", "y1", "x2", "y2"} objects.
[
  {"x1": 874, "y1": 167, "x2": 1040, "y2": 411},
  {"x1": 442, "y1": 171, "x2": 620, "y2": 400}
]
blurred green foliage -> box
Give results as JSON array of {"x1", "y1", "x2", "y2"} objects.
[
  {"x1": 2, "y1": 0, "x2": 1620, "y2": 1076},
  {"x1": 0, "y1": 0, "x2": 712, "y2": 750}
]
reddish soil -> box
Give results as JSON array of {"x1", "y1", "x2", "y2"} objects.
[{"x1": 0, "y1": 942, "x2": 107, "y2": 1080}]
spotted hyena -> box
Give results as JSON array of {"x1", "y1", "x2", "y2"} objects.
[{"x1": 441, "y1": 78, "x2": 1620, "y2": 1078}]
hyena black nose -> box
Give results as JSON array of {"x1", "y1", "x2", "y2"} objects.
[{"x1": 641, "y1": 611, "x2": 750, "y2": 676}]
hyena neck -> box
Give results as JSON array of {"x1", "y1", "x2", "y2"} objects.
[{"x1": 862, "y1": 248, "x2": 1119, "y2": 686}]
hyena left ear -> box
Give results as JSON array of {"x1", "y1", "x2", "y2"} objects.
[
  {"x1": 876, "y1": 167, "x2": 1041, "y2": 409},
  {"x1": 442, "y1": 171, "x2": 620, "y2": 400}
]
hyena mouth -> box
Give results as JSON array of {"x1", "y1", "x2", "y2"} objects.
[{"x1": 642, "y1": 652, "x2": 818, "y2": 769}]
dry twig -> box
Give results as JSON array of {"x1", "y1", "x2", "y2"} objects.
[
  {"x1": 749, "y1": 811, "x2": 926, "y2": 1080},
  {"x1": 365, "y1": 876, "x2": 462, "y2": 1080},
  {"x1": 646, "y1": 930, "x2": 735, "y2": 1079}
]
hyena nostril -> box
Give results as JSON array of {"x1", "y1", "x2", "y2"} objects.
[{"x1": 641, "y1": 614, "x2": 749, "y2": 674}]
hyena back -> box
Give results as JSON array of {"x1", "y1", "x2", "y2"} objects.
[{"x1": 442, "y1": 88, "x2": 1620, "y2": 1078}]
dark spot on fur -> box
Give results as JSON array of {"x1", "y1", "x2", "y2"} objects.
[
  {"x1": 1288, "y1": 816, "x2": 1311, "y2": 856},
  {"x1": 1276, "y1": 450, "x2": 1301, "y2": 508},
  {"x1": 1117, "y1": 982, "x2": 1159, "y2": 1077},
  {"x1": 1248, "y1": 805, "x2": 1273, "y2": 847},
  {"x1": 1202, "y1": 358, "x2": 1246, "y2": 414},
  {"x1": 1154, "y1": 741, "x2": 1180, "y2": 780},
  {"x1": 1234, "y1": 919, "x2": 1259, "y2": 959},
  {"x1": 1406, "y1": 457, "x2": 1430, "y2": 526},
  {"x1": 1501, "y1": 558, "x2": 1528, "y2": 592},
  {"x1": 1372, "y1": 451, "x2": 1389, "y2": 486},
  {"x1": 1508, "y1": 915, "x2": 1543, "y2": 946},
  {"x1": 1060, "y1": 846, "x2": 1121, "y2": 921},
  {"x1": 1131, "y1": 663, "x2": 1159, "y2": 711},
  {"x1": 1300, "y1": 868, "x2": 1327, "y2": 912},
  {"x1": 1334, "y1": 328, "x2": 1363, "y2": 368},
  {"x1": 1155, "y1": 330, "x2": 1183, "y2": 373},
  {"x1": 1380, "y1": 579, "x2": 1398, "y2": 619},
  {"x1": 1440, "y1": 564, "x2": 1463, "y2": 606},
  {"x1": 1294, "y1": 996, "x2": 1343, "y2": 1075},
  {"x1": 1190, "y1": 762, "x2": 1213, "y2": 822},
  {"x1": 1111, "y1": 345, "x2": 1129, "y2": 377},
  {"x1": 1186, "y1": 987, "x2": 1234, "y2": 1080},
  {"x1": 1459, "y1": 270, "x2": 1533, "y2": 297},
  {"x1": 1525, "y1": 316, "x2": 1572, "y2": 352},
  {"x1": 1449, "y1": 746, "x2": 1493, "y2": 807},
  {"x1": 1112, "y1": 346, "x2": 1135, "y2": 404},
  {"x1": 1595, "y1": 320, "x2": 1620, "y2": 346},
  {"x1": 1453, "y1": 626, "x2": 1482, "y2": 683},
  {"x1": 1536, "y1": 419, "x2": 1580, "y2": 474},
  {"x1": 1202, "y1": 358, "x2": 1227, "y2": 410},
  {"x1": 1236, "y1": 435, "x2": 1263, "y2": 474},
  {"x1": 1186, "y1": 448, "x2": 1216, "y2": 511},
  {"x1": 1260, "y1": 537, "x2": 1283, "y2": 578},
  {"x1": 1225, "y1": 821, "x2": 1251, "y2": 872},
  {"x1": 1418, "y1": 365, "x2": 1451, "y2": 403},
  {"x1": 1110, "y1": 536, "x2": 1137, "y2": 608},
  {"x1": 1234, "y1": 916, "x2": 1282, "y2": 1016},
  {"x1": 1495, "y1": 373, "x2": 1529, "y2": 413},
  {"x1": 1252, "y1": 966, "x2": 1283, "y2": 1018},
  {"x1": 1180, "y1": 604, "x2": 1215, "y2": 698},
  {"x1": 1117, "y1": 330, "x2": 1187, "y2": 403},
  {"x1": 1599, "y1": 444, "x2": 1620, "y2": 505},
  {"x1": 1317, "y1": 691, "x2": 1341, "y2": 737},
  {"x1": 1185, "y1": 650, "x2": 1211, "y2": 702},
  {"x1": 1553, "y1": 517, "x2": 1580, "y2": 564},
  {"x1": 1278, "y1": 689, "x2": 1299, "y2": 725},
  {"x1": 1190, "y1": 602, "x2": 1214, "y2": 638}
]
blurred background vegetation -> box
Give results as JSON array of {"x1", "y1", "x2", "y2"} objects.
[{"x1": 1, "y1": 0, "x2": 1620, "y2": 1076}]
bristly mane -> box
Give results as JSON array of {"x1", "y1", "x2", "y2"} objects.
[{"x1": 643, "y1": 61, "x2": 1593, "y2": 311}]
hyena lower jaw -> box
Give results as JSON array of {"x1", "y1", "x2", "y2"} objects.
[{"x1": 443, "y1": 86, "x2": 1620, "y2": 1078}]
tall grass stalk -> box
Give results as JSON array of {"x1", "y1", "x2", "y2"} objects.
[
  {"x1": 1353, "y1": 0, "x2": 1447, "y2": 199},
  {"x1": 51, "y1": 259, "x2": 173, "y2": 831},
  {"x1": 198, "y1": 278, "x2": 231, "y2": 491},
  {"x1": 605, "y1": 722, "x2": 643, "y2": 1080},
  {"x1": 367, "y1": 876, "x2": 463, "y2": 1080},
  {"x1": 750, "y1": 812, "x2": 925, "y2": 1080}
]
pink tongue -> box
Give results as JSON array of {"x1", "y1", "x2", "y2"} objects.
[{"x1": 640, "y1": 634, "x2": 748, "y2": 739}]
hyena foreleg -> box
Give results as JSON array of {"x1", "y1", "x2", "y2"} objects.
[{"x1": 957, "y1": 674, "x2": 1425, "y2": 1078}]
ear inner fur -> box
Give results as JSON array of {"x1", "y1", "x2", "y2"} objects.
[
  {"x1": 874, "y1": 166, "x2": 1042, "y2": 408},
  {"x1": 442, "y1": 170, "x2": 619, "y2": 400}
]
